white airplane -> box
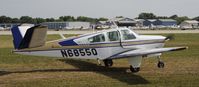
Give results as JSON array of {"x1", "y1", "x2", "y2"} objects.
[{"x1": 11, "y1": 24, "x2": 187, "y2": 72}]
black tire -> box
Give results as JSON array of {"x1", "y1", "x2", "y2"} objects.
[
  {"x1": 130, "y1": 65, "x2": 140, "y2": 73},
  {"x1": 157, "y1": 61, "x2": 165, "y2": 68},
  {"x1": 103, "y1": 59, "x2": 113, "y2": 67}
]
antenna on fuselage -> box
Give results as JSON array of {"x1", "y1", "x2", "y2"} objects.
[
  {"x1": 59, "y1": 33, "x2": 66, "y2": 39},
  {"x1": 110, "y1": 21, "x2": 118, "y2": 29}
]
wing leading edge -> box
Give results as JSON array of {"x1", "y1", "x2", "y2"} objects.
[{"x1": 108, "y1": 47, "x2": 188, "y2": 59}]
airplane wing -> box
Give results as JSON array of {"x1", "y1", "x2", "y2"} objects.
[{"x1": 108, "y1": 47, "x2": 188, "y2": 59}]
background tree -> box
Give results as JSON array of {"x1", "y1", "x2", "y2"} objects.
[
  {"x1": 20, "y1": 16, "x2": 33, "y2": 23},
  {"x1": 34, "y1": 18, "x2": 46, "y2": 24},
  {"x1": 193, "y1": 16, "x2": 199, "y2": 21},
  {"x1": 138, "y1": 13, "x2": 156, "y2": 19},
  {"x1": 175, "y1": 16, "x2": 189, "y2": 25},
  {"x1": 116, "y1": 16, "x2": 124, "y2": 18},
  {"x1": 76, "y1": 16, "x2": 97, "y2": 23},
  {"x1": 76, "y1": 16, "x2": 89, "y2": 22},
  {"x1": 0, "y1": 16, "x2": 12, "y2": 23},
  {"x1": 11, "y1": 18, "x2": 20, "y2": 23},
  {"x1": 45, "y1": 18, "x2": 55, "y2": 22},
  {"x1": 59, "y1": 16, "x2": 75, "y2": 21},
  {"x1": 98, "y1": 17, "x2": 108, "y2": 21}
]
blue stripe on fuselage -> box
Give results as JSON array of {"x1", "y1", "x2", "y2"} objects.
[
  {"x1": 59, "y1": 39, "x2": 78, "y2": 46},
  {"x1": 58, "y1": 33, "x2": 95, "y2": 46}
]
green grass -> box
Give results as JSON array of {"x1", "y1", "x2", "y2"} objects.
[{"x1": 0, "y1": 34, "x2": 199, "y2": 87}]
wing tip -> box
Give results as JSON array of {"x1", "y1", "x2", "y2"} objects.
[{"x1": 172, "y1": 46, "x2": 188, "y2": 51}]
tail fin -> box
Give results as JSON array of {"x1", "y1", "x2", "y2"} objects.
[{"x1": 11, "y1": 24, "x2": 47, "y2": 50}]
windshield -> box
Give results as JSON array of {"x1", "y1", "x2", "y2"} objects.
[{"x1": 121, "y1": 30, "x2": 136, "y2": 40}]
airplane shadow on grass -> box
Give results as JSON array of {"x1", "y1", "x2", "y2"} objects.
[
  {"x1": 60, "y1": 59, "x2": 150, "y2": 85},
  {"x1": 0, "y1": 59, "x2": 149, "y2": 85}
]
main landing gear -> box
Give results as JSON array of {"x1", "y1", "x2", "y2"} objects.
[
  {"x1": 103, "y1": 59, "x2": 113, "y2": 67},
  {"x1": 157, "y1": 56, "x2": 165, "y2": 68},
  {"x1": 129, "y1": 56, "x2": 165, "y2": 73}
]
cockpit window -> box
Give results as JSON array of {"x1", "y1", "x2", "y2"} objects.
[
  {"x1": 121, "y1": 30, "x2": 136, "y2": 40},
  {"x1": 88, "y1": 34, "x2": 105, "y2": 43},
  {"x1": 107, "y1": 31, "x2": 119, "y2": 41}
]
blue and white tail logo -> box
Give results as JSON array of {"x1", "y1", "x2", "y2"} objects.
[{"x1": 11, "y1": 24, "x2": 47, "y2": 50}]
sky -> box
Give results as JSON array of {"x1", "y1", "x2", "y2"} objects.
[{"x1": 0, "y1": 0, "x2": 199, "y2": 18}]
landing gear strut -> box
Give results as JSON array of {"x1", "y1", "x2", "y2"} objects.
[
  {"x1": 103, "y1": 59, "x2": 113, "y2": 67},
  {"x1": 97, "y1": 59, "x2": 101, "y2": 65},
  {"x1": 157, "y1": 56, "x2": 165, "y2": 68},
  {"x1": 130, "y1": 65, "x2": 140, "y2": 73}
]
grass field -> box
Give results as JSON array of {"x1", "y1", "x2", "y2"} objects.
[{"x1": 0, "y1": 34, "x2": 199, "y2": 87}]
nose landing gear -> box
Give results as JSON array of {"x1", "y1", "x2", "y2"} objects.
[
  {"x1": 158, "y1": 61, "x2": 165, "y2": 68},
  {"x1": 157, "y1": 56, "x2": 165, "y2": 68}
]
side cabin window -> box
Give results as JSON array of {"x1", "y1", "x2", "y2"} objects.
[
  {"x1": 88, "y1": 34, "x2": 105, "y2": 43},
  {"x1": 107, "y1": 31, "x2": 119, "y2": 41},
  {"x1": 121, "y1": 30, "x2": 136, "y2": 40}
]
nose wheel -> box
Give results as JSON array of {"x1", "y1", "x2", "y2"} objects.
[
  {"x1": 157, "y1": 56, "x2": 165, "y2": 68},
  {"x1": 157, "y1": 61, "x2": 164, "y2": 68}
]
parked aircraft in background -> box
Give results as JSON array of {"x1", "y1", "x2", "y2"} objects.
[{"x1": 11, "y1": 24, "x2": 187, "y2": 72}]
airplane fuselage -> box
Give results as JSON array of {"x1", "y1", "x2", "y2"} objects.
[{"x1": 16, "y1": 27, "x2": 165, "y2": 60}]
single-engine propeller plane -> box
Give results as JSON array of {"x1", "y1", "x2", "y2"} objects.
[{"x1": 11, "y1": 24, "x2": 187, "y2": 72}]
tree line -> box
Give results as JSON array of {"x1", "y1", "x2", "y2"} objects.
[
  {"x1": 0, "y1": 16, "x2": 108, "y2": 24},
  {"x1": 0, "y1": 13, "x2": 199, "y2": 25}
]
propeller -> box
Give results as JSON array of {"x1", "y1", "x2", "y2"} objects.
[{"x1": 165, "y1": 34, "x2": 175, "y2": 41}]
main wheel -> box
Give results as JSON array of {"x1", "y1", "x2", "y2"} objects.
[
  {"x1": 130, "y1": 65, "x2": 140, "y2": 73},
  {"x1": 157, "y1": 61, "x2": 164, "y2": 68},
  {"x1": 103, "y1": 59, "x2": 113, "y2": 67}
]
